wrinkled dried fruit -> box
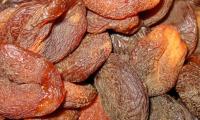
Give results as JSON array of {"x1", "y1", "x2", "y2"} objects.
[
  {"x1": 79, "y1": 96, "x2": 110, "y2": 120},
  {"x1": 176, "y1": 55, "x2": 200, "y2": 118},
  {"x1": 1, "y1": 0, "x2": 32, "y2": 4},
  {"x1": 141, "y1": 0, "x2": 174, "y2": 26},
  {"x1": 0, "y1": 7, "x2": 17, "y2": 43},
  {"x1": 25, "y1": 109, "x2": 80, "y2": 120},
  {"x1": 0, "y1": 0, "x2": 18, "y2": 11},
  {"x1": 161, "y1": 0, "x2": 197, "y2": 56},
  {"x1": 0, "y1": 7, "x2": 16, "y2": 29},
  {"x1": 111, "y1": 26, "x2": 149, "y2": 55},
  {"x1": 192, "y1": 2, "x2": 200, "y2": 54},
  {"x1": 16, "y1": 0, "x2": 76, "y2": 49},
  {"x1": 0, "y1": 43, "x2": 64, "y2": 119},
  {"x1": 149, "y1": 95, "x2": 195, "y2": 120},
  {"x1": 2, "y1": 0, "x2": 50, "y2": 5},
  {"x1": 130, "y1": 25, "x2": 187, "y2": 96},
  {"x1": 36, "y1": 2, "x2": 87, "y2": 63},
  {"x1": 87, "y1": 10, "x2": 140, "y2": 34},
  {"x1": 0, "y1": 0, "x2": 47, "y2": 11},
  {"x1": 63, "y1": 82, "x2": 97, "y2": 109},
  {"x1": 56, "y1": 33, "x2": 112, "y2": 82},
  {"x1": 83, "y1": 0, "x2": 160, "y2": 19},
  {"x1": 95, "y1": 54, "x2": 149, "y2": 120},
  {"x1": 2, "y1": 3, "x2": 42, "y2": 43}
]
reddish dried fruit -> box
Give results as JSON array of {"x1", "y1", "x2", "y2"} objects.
[
  {"x1": 16, "y1": 0, "x2": 76, "y2": 49},
  {"x1": 149, "y1": 95, "x2": 195, "y2": 120},
  {"x1": 83, "y1": 0, "x2": 160, "y2": 19},
  {"x1": 0, "y1": 0, "x2": 17, "y2": 11},
  {"x1": 95, "y1": 54, "x2": 149, "y2": 120},
  {"x1": 0, "y1": 7, "x2": 16, "y2": 29},
  {"x1": 56, "y1": 33, "x2": 112, "y2": 82},
  {"x1": 87, "y1": 11, "x2": 140, "y2": 34},
  {"x1": 0, "y1": 0, "x2": 44, "y2": 11},
  {"x1": 79, "y1": 96, "x2": 110, "y2": 120},
  {"x1": 36, "y1": 2, "x2": 87, "y2": 63},
  {"x1": 0, "y1": 7, "x2": 20, "y2": 44},
  {"x1": 130, "y1": 25, "x2": 187, "y2": 96},
  {"x1": 141, "y1": 0, "x2": 174, "y2": 26},
  {"x1": 111, "y1": 26, "x2": 149, "y2": 55},
  {"x1": 0, "y1": 43, "x2": 65, "y2": 119},
  {"x1": 2, "y1": 3, "x2": 42, "y2": 43},
  {"x1": 176, "y1": 55, "x2": 200, "y2": 118},
  {"x1": 63, "y1": 82, "x2": 97, "y2": 109},
  {"x1": 161, "y1": 0, "x2": 197, "y2": 56},
  {"x1": 25, "y1": 109, "x2": 80, "y2": 120}
]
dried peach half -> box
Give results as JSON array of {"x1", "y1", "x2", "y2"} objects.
[
  {"x1": 56, "y1": 33, "x2": 112, "y2": 82},
  {"x1": 83, "y1": 0, "x2": 160, "y2": 19},
  {"x1": 0, "y1": 43, "x2": 65, "y2": 119},
  {"x1": 130, "y1": 24, "x2": 187, "y2": 96}
]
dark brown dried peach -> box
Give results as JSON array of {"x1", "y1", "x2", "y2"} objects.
[
  {"x1": 87, "y1": 10, "x2": 140, "y2": 35},
  {"x1": 176, "y1": 55, "x2": 200, "y2": 118},
  {"x1": 111, "y1": 26, "x2": 149, "y2": 55},
  {"x1": 149, "y1": 95, "x2": 195, "y2": 120},
  {"x1": 130, "y1": 25, "x2": 187, "y2": 96},
  {"x1": 191, "y1": 2, "x2": 200, "y2": 54},
  {"x1": 0, "y1": 43, "x2": 65, "y2": 119},
  {"x1": 95, "y1": 54, "x2": 149, "y2": 120},
  {"x1": 56, "y1": 33, "x2": 112, "y2": 83}
]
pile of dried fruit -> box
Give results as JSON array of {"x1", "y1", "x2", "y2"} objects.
[{"x1": 0, "y1": 0, "x2": 200, "y2": 119}]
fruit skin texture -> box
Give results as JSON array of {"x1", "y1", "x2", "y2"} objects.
[
  {"x1": 25, "y1": 109, "x2": 80, "y2": 120},
  {"x1": 1, "y1": 2, "x2": 43, "y2": 43},
  {"x1": 161, "y1": 0, "x2": 197, "y2": 56},
  {"x1": 63, "y1": 82, "x2": 97, "y2": 109},
  {"x1": 176, "y1": 55, "x2": 200, "y2": 118},
  {"x1": 0, "y1": 43, "x2": 65, "y2": 119},
  {"x1": 56, "y1": 32, "x2": 112, "y2": 83},
  {"x1": 79, "y1": 96, "x2": 110, "y2": 120},
  {"x1": 131, "y1": 25, "x2": 187, "y2": 96},
  {"x1": 111, "y1": 26, "x2": 149, "y2": 55},
  {"x1": 142, "y1": 0, "x2": 174, "y2": 26},
  {"x1": 15, "y1": 0, "x2": 76, "y2": 49},
  {"x1": 149, "y1": 95, "x2": 195, "y2": 120},
  {"x1": 87, "y1": 10, "x2": 139, "y2": 35},
  {"x1": 37, "y1": 2, "x2": 87, "y2": 63},
  {"x1": 83, "y1": 0, "x2": 160, "y2": 19},
  {"x1": 95, "y1": 54, "x2": 149, "y2": 120}
]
